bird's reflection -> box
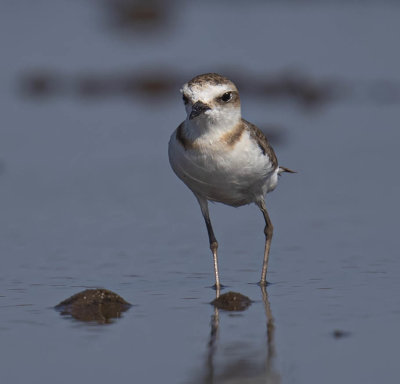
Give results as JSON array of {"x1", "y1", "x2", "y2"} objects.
[
  {"x1": 194, "y1": 286, "x2": 280, "y2": 383},
  {"x1": 261, "y1": 285, "x2": 277, "y2": 372},
  {"x1": 205, "y1": 287, "x2": 220, "y2": 383}
]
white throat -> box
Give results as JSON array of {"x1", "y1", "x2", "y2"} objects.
[{"x1": 184, "y1": 108, "x2": 241, "y2": 142}]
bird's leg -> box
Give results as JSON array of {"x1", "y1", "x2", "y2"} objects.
[
  {"x1": 205, "y1": 215, "x2": 220, "y2": 289},
  {"x1": 257, "y1": 199, "x2": 274, "y2": 285},
  {"x1": 197, "y1": 197, "x2": 221, "y2": 289}
]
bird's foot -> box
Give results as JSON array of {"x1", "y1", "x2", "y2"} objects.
[
  {"x1": 257, "y1": 280, "x2": 271, "y2": 287},
  {"x1": 211, "y1": 283, "x2": 226, "y2": 290}
]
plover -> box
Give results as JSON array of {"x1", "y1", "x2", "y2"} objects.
[{"x1": 168, "y1": 73, "x2": 294, "y2": 288}]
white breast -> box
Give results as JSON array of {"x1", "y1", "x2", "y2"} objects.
[{"x1": 168, "y1": 128, "x2": 278, "y2": 207}]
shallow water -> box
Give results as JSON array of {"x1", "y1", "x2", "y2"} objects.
[{"x1": 1, "y1": 1, "x2": 400, "y2": 383}]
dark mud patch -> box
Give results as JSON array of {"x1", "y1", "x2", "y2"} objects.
[
  {"x1": 18, "y1": 69, "x2": 341, "y2": 108},
  {"x1": 211, "y1": 291, "x2": 252, "y2": 311},
  {"x1": 103, "y1": 0, "x2": 174, "y2": 33},
  {"x1": 55, "y1": 289, "x2": 131, "y2": 324},
  {"x1": 332, "y1": 329, "x2": 352, "y2": 339},
  {"x1": 18, "y1": 69, "x2": 400, "y2": 110},
  {"x1": 19, "y1": 71, "x2": 62, "y2": 99},
  {"x1": 256, "y1": 72, "x2": 339, "y2": 108},
  {"x1": 19, "y1": 70, "x2": 179, "y2": 100}
]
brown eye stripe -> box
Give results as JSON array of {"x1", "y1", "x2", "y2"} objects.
[
  {"x1": 229, "y1": 91, "x2": 240, "y2": 105},
  {"x1": 217, "y1": 91, "x2": 240, "y2": 104}
]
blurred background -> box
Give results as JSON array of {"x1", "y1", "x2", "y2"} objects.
[{"x1": 1, "y1": 1, "x2": 400, "y2": 383}]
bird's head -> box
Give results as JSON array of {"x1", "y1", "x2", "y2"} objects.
[{"x1": 180, "y1": 73, "x2": 241, "y2": 126}]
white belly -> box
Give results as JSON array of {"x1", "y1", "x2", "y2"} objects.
[{"x1": 168, "y1": 129, "x2": 278, "y2": 207}]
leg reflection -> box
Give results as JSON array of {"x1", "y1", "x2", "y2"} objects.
[
  {"x1": 206, "y1": 287, "x2": 220, "y2": 384},
  {"x1": 194, "y1": 287, "x2": 280, "y2": 383},
  {"x1": 260, "y1": 285, "x2": 279, "y2": 381}
]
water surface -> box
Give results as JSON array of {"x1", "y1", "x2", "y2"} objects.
[{"x1": 1, "y1": 1, "x2": 400, "y2": 383}]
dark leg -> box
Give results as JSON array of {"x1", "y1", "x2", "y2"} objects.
[
  {"x1": 197, "y1": 196, "x2": 221, "y2": 288},
  {"x1": 257, "y1": 199, "x2": 274, "y2": 285}
]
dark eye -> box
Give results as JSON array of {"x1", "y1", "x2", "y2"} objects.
[
  {"x1": 182, "y1": 94, "x2": 189, "y2": 104},
  {"x1": 221, "y1": 92, "x2": 232, "y2": 102}
]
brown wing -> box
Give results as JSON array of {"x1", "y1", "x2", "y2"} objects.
[{"x1": 243, "y1": 119, "x2": 278, "y2": 169}]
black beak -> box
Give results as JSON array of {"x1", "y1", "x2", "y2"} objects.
[{"x1": 189, "y1": 101, "x2": 211, "y2": 120}]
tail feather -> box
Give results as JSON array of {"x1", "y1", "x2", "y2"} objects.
[{"x1": 278, "y1": 166, "x2": 296, "y2": 174}]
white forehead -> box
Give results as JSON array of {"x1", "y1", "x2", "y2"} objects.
[{"x1": 181, "y1": 82, "x2": 233, "y2": 103}]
